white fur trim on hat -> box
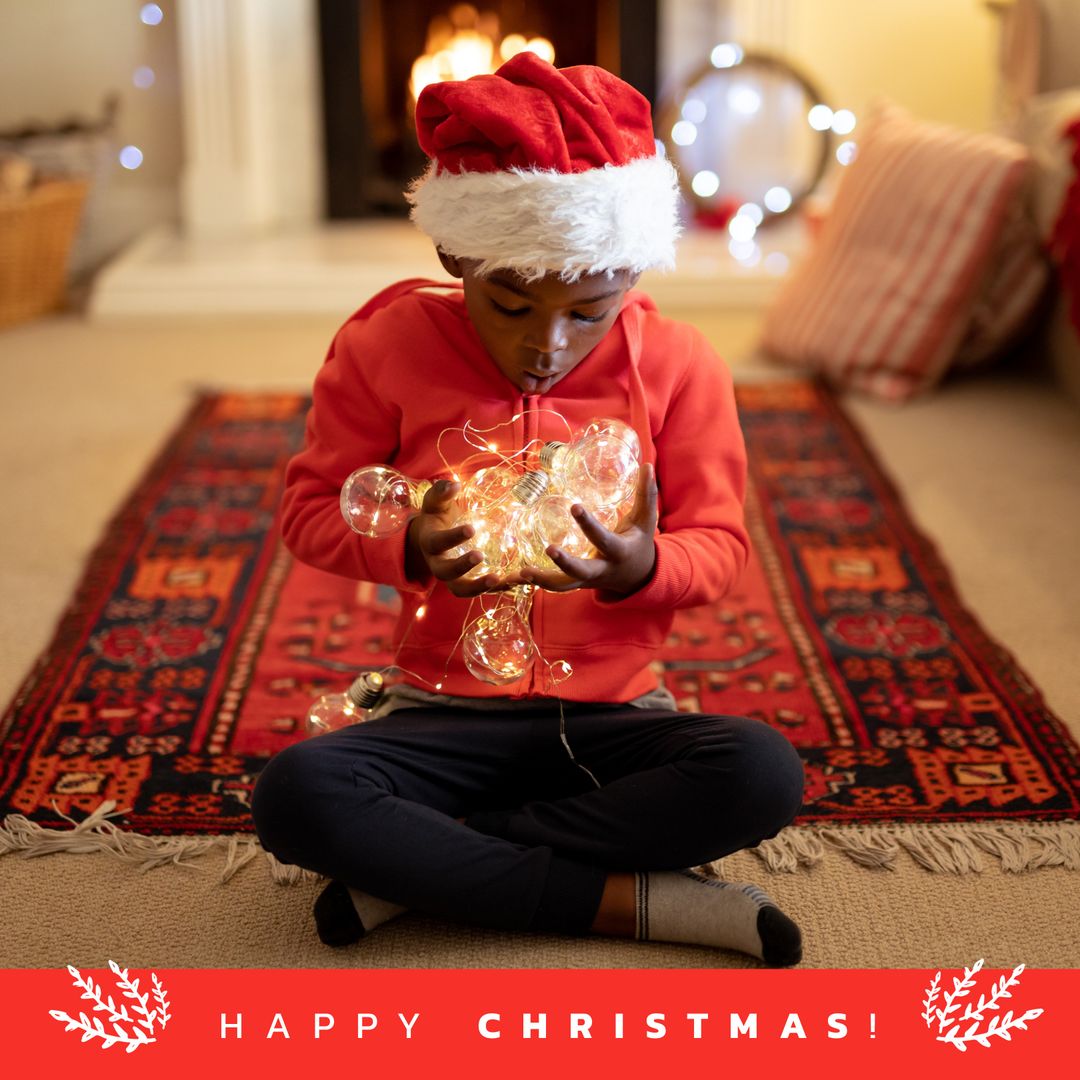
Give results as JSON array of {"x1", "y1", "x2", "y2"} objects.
[{"x1": 406, "y1": 154, "x2": 682, "y2": 282}]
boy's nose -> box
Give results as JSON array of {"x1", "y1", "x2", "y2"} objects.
[{"x1": 524, "y1": 318, "x2": 569, "y2": 355}]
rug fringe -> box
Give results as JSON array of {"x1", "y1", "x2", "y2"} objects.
[
  {"x1": 265, "y1": 851, "x2": 322, "y2": 885},
  {"x1": 4, "y1": 803, "x2": 1079, "y2": 881},
  {"x1": 699, "y1": 819, "x2": 1080, "y2": 876},
  {"x1": 0, "y1": 800, "x2": 316, "y2": 884}
]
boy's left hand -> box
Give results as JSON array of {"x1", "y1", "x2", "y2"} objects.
[{"x1": 514, "y1": 463, "x2": 658, "y2": 598}]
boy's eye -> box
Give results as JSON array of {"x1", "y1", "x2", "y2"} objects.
[{"x1": 489, "y1": 299, "x2": 609, "y2": 323}]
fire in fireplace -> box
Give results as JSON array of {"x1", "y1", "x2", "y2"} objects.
[
  {"x1": 409, "y1": 4, "x2": 556, "y2": 103},
  {"x1": 318, "y1": 0, "x2": 657, "y2": 218}
]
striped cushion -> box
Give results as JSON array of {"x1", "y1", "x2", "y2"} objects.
[
  {"x1": 953, "y1": 200, "x2": 1049, "y2": 368},
  {"x1": 761, "y1": 102, "x2": 1033, "y2": 401}
]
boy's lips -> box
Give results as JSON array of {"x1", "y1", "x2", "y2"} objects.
[{"x1": 520, "y1": 370, "x2": 560, "y2": 393}]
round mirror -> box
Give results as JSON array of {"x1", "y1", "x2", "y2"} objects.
[{"x1": 657, "y1": 48, "x2": 832, "y2": 227}]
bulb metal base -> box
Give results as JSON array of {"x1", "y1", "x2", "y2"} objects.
[
  {"x1": 539, "y1": 441, "x2": 565, "y2": 470},
  {"x1": 511, "y1": 470, "x2": 550, "y2": 505},
  {"x1": 346, "y1": 671, "x2": 385, "y2": 710}
]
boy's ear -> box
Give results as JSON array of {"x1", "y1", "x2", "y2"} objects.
[
  {"x1": 437, "y1": 248, "x2": 464, "y2": 278},
  {"x1": 628, "y1": 271, "x2": 642, "y2": 289}
]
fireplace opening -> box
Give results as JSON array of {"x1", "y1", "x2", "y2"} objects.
[{"x1": 318, "y1": 0, "x2": 658, "y2": 218}]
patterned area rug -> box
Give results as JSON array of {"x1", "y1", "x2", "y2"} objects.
[{"x1": 2, "y1": 384, "x2": 1078, "y2": 877}]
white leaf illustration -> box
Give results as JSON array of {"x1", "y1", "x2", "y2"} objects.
[
  {"x1": 50, "y1": 959, "x2": 168, "y2": 1052},
  {"x1": 929, "y1": 961, "x2": 1044, "y2": 1052}
]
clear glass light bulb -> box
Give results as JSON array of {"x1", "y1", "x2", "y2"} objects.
[
  {"x1": 462, "y1": 602, "x2": 535, "y2": 685},
  {"x1": 581, "y1": 417, "x2": 641, "y2": 460},
  {"x1": 459, "y1": 461, "x2": 521, "y2": 515},
  {"x1": 520, "y1": 494, "x2": 619, "y2": 569},
  {"x1": 540, "y1": 419, "x2": 639, "y2": 510},
  {"x1": 340, "y1": 466, "x2": 432, "y2": 537},
  {"x1": 306, "y1": 671, "x2": 385, "y2": 735},
  {"x1": 449, "y1": 469, "x2": 549, "y2": 578}
]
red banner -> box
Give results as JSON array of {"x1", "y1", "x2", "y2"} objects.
[{"x1": 1, "y1": 966, "x2": 1071, "y2": 1077}]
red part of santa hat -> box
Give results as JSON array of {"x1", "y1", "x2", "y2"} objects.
[{"x1": 406, "y1": 52, "x2": 681, "y2": 282}]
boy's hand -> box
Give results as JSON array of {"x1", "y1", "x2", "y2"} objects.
[
  {"x1": 406, "y1": 479, "x2": 517, "y2": 597},
  {"x1": 514, "y1": 463, "x2": 658, "y2": 598}
]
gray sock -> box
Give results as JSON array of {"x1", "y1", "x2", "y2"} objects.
[
  {"x1": 635, "y1": 870, "x2": 802, "y2": 967},
  {"x1": 347, "y1": 887, "x2": 407, "y2": 931}
]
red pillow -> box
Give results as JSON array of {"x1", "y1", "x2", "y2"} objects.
[{"x1": 760, "y1": 102, "x2": 1033, "y2": 401}]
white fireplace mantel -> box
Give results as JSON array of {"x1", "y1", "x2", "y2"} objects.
[{"x1": 176, "y1": 0, "x2": 323, "y2": 236}]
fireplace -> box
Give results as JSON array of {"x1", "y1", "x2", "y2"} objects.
[
  {"x1": 318, "y1": 0, "x2": 659, "y2": 218},
  {"x1": 95, "y1": 0, "x2": 799, "y2": 320}
]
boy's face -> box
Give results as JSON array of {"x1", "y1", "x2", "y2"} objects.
[{"x1": 439, "y1": 253, "x2": 640, "y2": 395}]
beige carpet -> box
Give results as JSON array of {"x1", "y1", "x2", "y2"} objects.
[{"x1": 1, "y1": 312, "x2": 1078, "y2": 969}]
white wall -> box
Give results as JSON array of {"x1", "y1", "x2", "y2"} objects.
[
  {"x1": 661, "y1": 0, "x2": 1000, "y2": 132},
  {"x1": 0, "y1": 0, "x2": 183, "y2": 274},
  {"x1": 786, "y1": 0, "x2": 999, "y2": 132}
]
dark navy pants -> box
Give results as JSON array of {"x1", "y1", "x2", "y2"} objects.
[{"x1": 250, "y1": 703, "x2": 805, "y2": 935}]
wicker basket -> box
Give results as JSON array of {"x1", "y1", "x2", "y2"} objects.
[{"x1": 0, "y1": 178, "x2": 88, "y2": 329}]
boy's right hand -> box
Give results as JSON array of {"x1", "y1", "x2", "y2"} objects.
[{"x1": 405, "y1": 479, "x2": 510, "y2": 597}]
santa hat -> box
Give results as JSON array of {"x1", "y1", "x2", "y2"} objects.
[{"x1": 406, "y1": 52, "x2": 681, "y2": 282}]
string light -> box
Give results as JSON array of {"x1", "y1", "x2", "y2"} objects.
[
  {"x1": 129, "y1": 8, "x2": 160, "y2": 179},
  {"x1": 710, "y1": 43, "x2": 744, "y2": 69},
  {"x1": 807, "y1": 104, "x2": 833, "y2": 131},
  {"x1": 681, "y1": 98, "x2": 707, "y2": 124},
  {"x1": 691, "y1": 170, "x2": 720, "y2": 198},
  {"x1": 737, "y1": 202, "x2": 764, "y2": 227},
  {"x1": 728, "y1": 213, "x2": 757, "y2": 242},
  {"x1": 764, "y1": 186, "x2": 792, "y2": 213},
  {"x1": 729, "y1": 238, "x2": 760, "y2": 264},
  {"x1": 837, "y1": 141, "x2": 858, "y2": 166},
  {"x1": 671, "y1": 120, "x2": 697, "y2": 147},
  {"x1": 831, "y1": 109, "x2": 857, "y2": 135},
  {"x1": 727, "y1": 84, "x2": 762, "y2": 115},
  {"x1": 339, "y1": 412, "x2": 641, "y2": 686},
  {"x1": 764, "y1": 251, "x2": 791, "y2": 275},
  {"x1": 447, "y1": 469, "x2": 550, "y2": 579}
]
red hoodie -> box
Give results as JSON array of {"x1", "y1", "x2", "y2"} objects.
[{"x1": 281, "y1": 279, "x2": 749, "y2": 702}]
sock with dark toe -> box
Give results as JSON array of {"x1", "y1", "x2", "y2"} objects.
[
  {"x1": 313, "y1": 881, "x2": 406, "y2": 947},
  {"x1": 635, "y1": 870, "x2": 802, "y2": 967}
]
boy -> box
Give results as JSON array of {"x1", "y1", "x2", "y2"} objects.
[{"x1": 251, "y1": 53, "x2": 805, "y2": 966}]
